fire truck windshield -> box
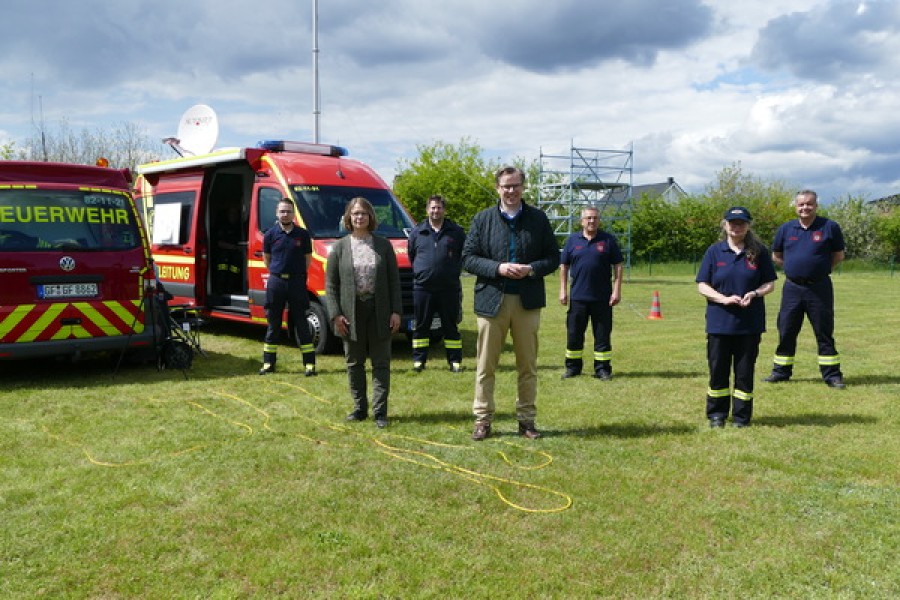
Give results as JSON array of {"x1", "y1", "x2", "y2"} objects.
[
  {"x1": 0, "y1": 189, "x2": 142, "y2": 251},
  {"x1": 280, "y1": 186, "x2": 413, "y2": 239}
]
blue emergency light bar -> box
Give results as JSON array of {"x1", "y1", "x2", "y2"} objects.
[{"x1": 257, "y1": 140, "x2": 348, "y2": 157}]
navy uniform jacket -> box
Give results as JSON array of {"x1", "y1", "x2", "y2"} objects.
[
  {"x1": 696, "y1": 241, "x2": 777, "y2": 335},
  {"x1": 560, "y1": 230, "x2": 623, "y2": 302},
  {"x1": 772, "y1": 216, "x2": 844, "y2": 281},
  {"x1": 408, "y1": 218, "x2": 466, "y2": 291},
  {"x1": 263, "y1": 224, "x2": 312, "y2": 277}
]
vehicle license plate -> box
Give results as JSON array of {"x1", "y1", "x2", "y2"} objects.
[{"x1": 38, "y1": 283, "x2": 99, "y2": 299}]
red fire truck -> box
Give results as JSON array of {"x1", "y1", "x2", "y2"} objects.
[
  {"x1": 133, "y1": 140, "x2": 418, "y2": 353},
  {"x1": 0, "y1": 161, "x2": 159, "y2": 361}
]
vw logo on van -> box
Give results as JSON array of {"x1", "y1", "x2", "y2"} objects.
[{"x1": 59, "y1": 256, "x2": 76, "y2": 272}]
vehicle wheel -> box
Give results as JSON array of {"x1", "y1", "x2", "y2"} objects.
[
  {"x1": 161, "y1": 339, "x2": 194, "y2": 370},
  {"x1": 296, "y1": 301, "x2": 337, "y2": 354}
]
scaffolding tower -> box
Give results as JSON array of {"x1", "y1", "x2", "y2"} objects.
[{"x1": 537, "y1": 142, "x2": 634, "y2": 270}]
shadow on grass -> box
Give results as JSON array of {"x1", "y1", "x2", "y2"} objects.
[
  {"x1": 476, "y1": 422, "x2": 696, "y2": 439},
  {"x1": 753, "y1": 413, "x2": 878, "y2": 427},
  {"x1": 397, "y1": 410, "x2": 479, "y2": 425},
  {"x1": 762, "y1": 375, "x2": 900, "y2": 386},
  {"x1": 839, "y1": 375, "x2": 900, "y2": 385},
  {"x1": 0, "y1": 349, "x2": 264, "y2": 387},
  {"x1": 539, "y1": 423, "x2": 696, "y2": 439},
  {"x1": 613, "y1": 370, "x2": 704, "y2": 379}
]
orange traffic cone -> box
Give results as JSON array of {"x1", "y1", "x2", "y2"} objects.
[{"x1": 647, "y1": 290, "x2": 663, "y2": 320}]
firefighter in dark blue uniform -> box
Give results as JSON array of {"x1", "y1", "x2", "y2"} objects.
[
  {"x1": 259, "y1": 199, "x2": 316, "y2": 376},
  {"x1": 697, "y1": 207, "x2": 776, "y2": 427},
  {"x1": 559, "y1": 205, "x2": 624, "y2": 380},
  {"x1": 408, "y1": 195, "x2": 466, "y2": 372},
  {"x1": 764, "y1": 190, "x2": 846, "y2": 388}
]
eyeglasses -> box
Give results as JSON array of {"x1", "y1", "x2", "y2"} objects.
[{"x1": 499, "y1": 183, "x2": 523, "y2": 191}]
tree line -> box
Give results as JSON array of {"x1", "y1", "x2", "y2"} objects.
[
  {"x1": 1, "y1": 120, "x2": 159, "y2": 168},
  {"x1": 393, "y1": 142, "x2": 900, "y2": 264},
  {"x1": 618, "y1": 165, "x2": 900, "y2": 264},
  {"x1": 4, "y1": 126, "x2": 898, "y2": 262}
]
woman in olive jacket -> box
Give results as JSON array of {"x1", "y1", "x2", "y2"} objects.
[{"x1": 325, "y1": 197, "x2": 402, "y2": 428}]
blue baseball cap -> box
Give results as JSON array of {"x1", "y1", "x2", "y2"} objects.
[{"x1": 724, "y1": 206, "x2": 752, "y2": 221}]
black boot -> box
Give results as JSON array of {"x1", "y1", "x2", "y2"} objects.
[
  {"x1": 302, "y1": 349, "x2": 317, "y2": 376},
  {"x1": 259, "y1": 351, "x2": 277, "y2": 375}
]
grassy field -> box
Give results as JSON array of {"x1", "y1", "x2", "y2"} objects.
[{"x1": 1, "y1": 270, "x2": 898, "y2": 598}]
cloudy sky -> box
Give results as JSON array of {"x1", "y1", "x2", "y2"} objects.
[{"x1": 2, "y1": 0, "x2": 899, "y2": 202}]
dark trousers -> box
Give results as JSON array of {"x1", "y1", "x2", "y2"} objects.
[
  {"x1": 411, "y1": 288, "x2": 462, "y2": 365},
  {"x1": 772, "y1": 278, "x2": 841, "y2": 381},
  {"x1": 344, "y1": 298, "x2": 391, "y2": 419},
  {"x1": 214, "y1": 248, "x2": 243, "y2": 293},
  {"x1": 263, "y1": 276, "x2": 315, "y2": 366},
  {"x1": 565, "y1": 299, "x2": 613, "y2": 375},
  {"x1": 706, "y1": 334, "x2": 760, "y2": 424}
]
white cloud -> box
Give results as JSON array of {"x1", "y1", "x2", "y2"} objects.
[{"x1": 1, "y1": 0, "x2": 899, "y2": 202}]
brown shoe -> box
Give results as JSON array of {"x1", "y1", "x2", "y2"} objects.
[
  {"x1": 472, "y1": 422, "x2": 491, "y2": 441},
  {"x1": 518, "y1": 421, "x2": 541, "y2": 439}
]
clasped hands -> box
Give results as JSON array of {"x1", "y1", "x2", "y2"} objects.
[{"x1": 498, "y1": 262, "x2": 533, "y2": 279}]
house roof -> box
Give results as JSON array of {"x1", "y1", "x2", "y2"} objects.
[
  {"x1": 632, "y1": 177, "x2": 687, "y2": 201},
  {"x1": 870, "y1": 193, "x2": 900, "y2": 207}
]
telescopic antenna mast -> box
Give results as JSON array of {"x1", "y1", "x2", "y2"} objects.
[{"x1": 312, "y1": 0, "x2": 321, "y2": 143}]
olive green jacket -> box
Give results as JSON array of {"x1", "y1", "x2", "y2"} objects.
[{"x1": 324, "y1": 234, "x2": 402, "y2": 342}]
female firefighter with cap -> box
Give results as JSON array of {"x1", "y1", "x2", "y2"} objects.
[{"x1": 695, "y1": 207, "x2": 776, "y2": 428}]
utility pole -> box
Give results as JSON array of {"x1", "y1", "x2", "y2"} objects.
[{"x1": 312, "y1": 0, "x2": 320, "y2": 143}]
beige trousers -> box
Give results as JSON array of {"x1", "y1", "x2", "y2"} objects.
[{"x1": 473, "y1": 294, "x2": 541, "y2": 425}]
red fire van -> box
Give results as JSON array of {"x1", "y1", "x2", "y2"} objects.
[
  {"x1": 133, "y1": 140, "x2": 418, "y2": 352},
  {"x1": 0, "y1": 161, "x2": 158, "y2": 361}
]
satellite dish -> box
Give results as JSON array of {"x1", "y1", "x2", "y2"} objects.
[{"x1": 175, "y1": 104, "x2": 219, "y2": 156}]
